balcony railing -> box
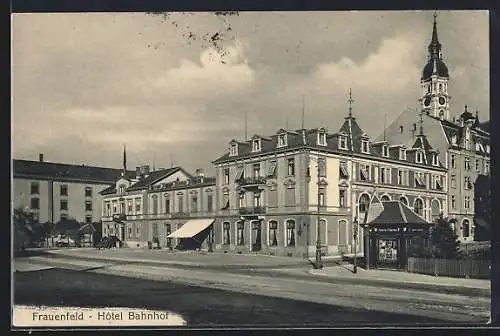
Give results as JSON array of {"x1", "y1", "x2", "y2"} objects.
[
  {"x1": 237, "y1": 176, "x2": 267, "y2": 186},
  {"x1": 239, "y1": 206, "x2": 266, "y2": 216}
]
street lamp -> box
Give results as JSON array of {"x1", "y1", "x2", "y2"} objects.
[
  {"x1": 314, "y1": 157, "x2": 324, "y2": 269},
  {"x1": 353, "y1": 217, "x2": 359, "y2": 274}
]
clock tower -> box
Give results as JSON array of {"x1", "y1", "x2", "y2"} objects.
[{"x1": 420, "y1": 13, "x2": 450, "y2": 121}]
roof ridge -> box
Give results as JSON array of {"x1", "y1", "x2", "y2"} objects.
[{"x1": 399, "y1": 202, "x2": 408, "y2": 223}]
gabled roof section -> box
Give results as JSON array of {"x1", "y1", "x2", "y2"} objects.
[
  {"x1": 338, "y1": 116, "x2": 367, "y2": 152},
  {"x1": 100, "y1": 185, "x2": 117, "y2": 195},
  {"x1": 126, "y1": 167, "x2": 187, "y2": 191},
  {"x1": 412, "y1": 134, "x2": 433, "y2": 151},
  {"x1": 13, "y1": 159, "x2": 133, "y2": 184}
]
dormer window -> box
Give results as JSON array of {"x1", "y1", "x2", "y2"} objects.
[
  {"x1": 339, "y1": 136, "x2": 347, "y2": 150},
  {"x1": 382, "y1": 145, "x2": 389, "y2": 157},
  {"x1": 451, "y1": 134, "x2": 457, "y2": 145},
  {"x1": 475, "y1": 142, "x2": 481, "y2": 152},
  {"x1": 416, "y1": 151, "x2": 423, "y2": 164},
  {"x1": 399, "y1": 148, "x2": 407, "y2": 160},
  {"x1": 432, "y1": 153, "x2": 439, "y2": 166},
  {"x1": 278, "y1": 134, "x2": 287, "y2": 147},
  {"x1": 229, "y1": 143, "x2": 238, "y2": 156},
  {"x1": 118, "y1": 184, "x2": 126, "y2": 195},
  {"x1": 361, "y1": 140, "x2": 369, "y2": 153},
  {"x1": 486, "y1": 144, "x2": 490, "y2": 154},
  {"x1": 318, "y1": 132, "x2": 327, "y2": 146},
  {"x1": 252, "y1": 139, "x2": 261, "y2": 152}
]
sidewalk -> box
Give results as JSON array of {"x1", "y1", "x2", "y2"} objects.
[{"x1": 309, "y1": 265, "x2": 490, "y2": 295}]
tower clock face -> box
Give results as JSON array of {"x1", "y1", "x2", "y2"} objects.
[
  {"x1": 424, "y1": 97, "x2": 431, "y2": 107},
  {"x1": 439, "y1": 96, "x2": 446, "y2": 105}
]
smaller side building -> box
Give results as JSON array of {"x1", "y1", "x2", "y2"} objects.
[
  {"x1": 13, "y1": 155, "x2": 130, "y2": 224},
  {"x1": 100, "y1": 165, "x2": 216, "y2": 249}
]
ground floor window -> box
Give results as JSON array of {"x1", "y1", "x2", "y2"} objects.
[
  {"x1": 165, "y1": 223, "x2": 172, "y2": 247},
  {"x1": 223, "y1": 222, "x2": 231, "y2": 245},
  {"x1": 378, "y1": 239, "x2": 398, "y2": 263},
  {"x1": 237, "y1": 222, "x2": 245, "y2": 245},
  {"x1": 286, "y1": 220, "x2": 295, "y2": 247},
  {"x1": 128, "y1": 227, "x2": 132, "y2": 239},
  {"x1": 269, "y1": 221, "x2": 278, "y2": 246}
]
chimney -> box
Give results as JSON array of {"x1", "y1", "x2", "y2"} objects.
[
  {"x1": 141, "y1": 165, "x2": 150, "y2": 176},
  {"x1": 195, "y1": 168, "x2": 205, "y2": 183},
  {"x1": 39, "y1": 153, "x2": 44, "y2": 162},
  {"x1": 135, "y1": 167, "x2": 141, "y2": 179}
]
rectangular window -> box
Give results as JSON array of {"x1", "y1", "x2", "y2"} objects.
[
  {"x1": 30, "y1": 197, "x2": 40, "y2": 210},
  {"x1": 317, "y1": 158, "x2": 326, "y2": 177},
  {"x1": 85, "y1": 200, "x2": 92, "y2": 211},
  {"x1": 252, "y1": 140, "x2": 261, "y2": 152},
  {"x1": 223, "y1": 222, "x2": 231, "y2": 245},
  {"x1": 203, "y1": 194, "x2": 211, "y2": 212},
  {"x1": 237, "y1": 222, "x2": 245, "y2": 245},
  {"x1": 380, "y1": 167, "x2": 385, "y2": 184},
  {"x1": 278, "y1": 134, "x2": 287, "y2": 147},
  {"x1": 127, "y1": 200, "x2": 133, "y2": 214},
  {"x1": 319, "y1": 189, "x2": 326, "y2": 207},
  {"x1": 60, "y1": 199, "x2": 68, "y2": 211},
  {"x1": 465, "y1": 157, "x2": 471, "y2": 170},
  {"x1": 222, "y1": 192, "x2": 230, "y2": 210},
  {"x1": 475, "y1": 159, "x2": 480, "y2": 172},
  {"x1": 112, "y1": 202, "x2": 117, "y2": 214},
  {"x1": 152, "y1": 196, "x2": 158, "y2": 214},
  {"x1": 60, "y1": 184, "x2": 68, "y2": 196},
  {"x1": 30, "y1": 182, "x2": 39, "y2": 195},
  {"x1": 339, "y1": 136, "x2": 347, "y2": 149},
  {"x1": 318, "y1": 132, "x2": 327, "y2": 146},
  {"x1": 414, "y1": 172, "x2": 425, "y2": 188},
  {"x1": 230, "y1": 144, "x2": 238, "y2": 156},
  {"x1": 339, "y1": 189, "x2": 346, "y2": 207},
  {"x1": 165, "y1": 198, "x2": 170, "y2": 213},
  {"x1": 287, "y1": 158, "x2": 295, "y2": 176},
  {"x1": 451, "y1": 175, "x2": 456, "y2": 188},
  {"x1": 105, "y1": 202, "x2": 111, "y2": 216},
  {"x1": 253, "y1": 192, "x2": 261, "y2": 207},
  {"x1": 451, "y1": 154, "x2": 456, "y2": 169},
  {"x1": 253, "y1": 163, "x2": 261, "y2": 177},
  {"x1": 361, "y1": 140, "x2": 369, "y2": 153},
  {"x1": 191, "y1": 196, "x2": 198, "y2": 213},
  {"x1": 135, "y1": 198, "x2": 141, "y2": 212},
  {"x1": 485, "y1": 162, "x2": 490, "y2": 175},
  {"x1": 359, "y1": 164, "x2": 369, "y2": 181},
  {"x1": 267, "y1": 161, "x2": 277, "y2": 177},
  {"x1": 224, "y1": 168, "x2": 230, "y2": 185},
  {"x1": 269, "y1": 221, "x2": 278, "y2": 246},
  {"x1": 339, "y1": 161, "x2": 349, "y2": 178},
  {"x1": 85, "y1": 215, "x2": 92, "y2": 224},
  {"x1": 177, "y1": 196, "x2": 184, "y2": 213},
  {"x1": 464, "y1": 196, "x2": 471, "y2": 209},
  {"x1": 399, "y1": 149, "x2": 406, "y2": 160},
  {"x1": 60, "y1": 213, "x2": 68, "y2": 221},
  {"x1": 397, "y1": 170, "x2": 403, "y2": 185},
  {"x1": 451, "y1": 195, "x2": 456, "y2": 209},
  {"x1": 286, "y1": 221, "x2": 296, "y2": 247},
  {"x1": 238, "y1": 193, "x2": 245, "y2": 208},
  {"x1": 85, "y1": 186, "x2": 92, "y2": 197},
  {"x1": 382, "y1": 146, "x2": 388, "y2": 157}
]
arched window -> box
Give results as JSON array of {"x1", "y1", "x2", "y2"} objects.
[
  {"x1": 380, "y1": 195, "x2": 391, "y2": 202},
  {"x1": 359, "y1": 194, "x2": 370, "y2": 213},
  {"x1": 462, "y1": 219, "x2": 470, "y2": 238},
  {"x1": 414, "y1": 198, "x2": 424, "y2": 216},
  {"x1": 431, "y1": 199, "x2": 441, "y2": 221},
  {"x1": 449, "y1": 219, "x2": 456, "y2": 235},
  {"x1": 152, "y1": 195, "x2": 158, "y2": 214},
  {"x1": 318, "y1": 219, "x2": 327, "y2": 245},
  {"x1": 286, "y1": 220, "x2": 296, "y2": 247},
  {"x1": 268, "y1": 220, "x2": 278, "y2": 246},
  {"x1": 222, "y1": 222, "x2": 231, "y2": 245},
  {"x1": 400, "y1": 196, "x2": 408, "y2": 206}
]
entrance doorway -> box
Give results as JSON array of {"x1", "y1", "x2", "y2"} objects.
[
  {"x1": 251, "y1": 221, "x2": 262, "y2": 251},
  {"x1": 377, "y1": 238, "x2": 399, "y2": 268}
]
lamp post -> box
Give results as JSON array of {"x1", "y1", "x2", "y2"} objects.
[
  {"x1": 314, "y1": 157, "x2": 323, "y2": 269},
  {"x1": 353, "y1": 217, "x2": 359, "y2": 274}
]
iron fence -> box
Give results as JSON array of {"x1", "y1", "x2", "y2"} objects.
[{"x1": 407, "y1": 257, "x2": 490, "y2": 279}]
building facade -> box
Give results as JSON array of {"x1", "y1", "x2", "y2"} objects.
[
  {"x1": 100, "y1": 165, "x2": 216, "y2": 248},
  {"x1": 13, "y1": 154, "x2": 128, "y2": 224},
  {"x1": 210, "y1": 103, "x2": 447, "y2": 258},
  {"x1": 379, "y1": 15, "x2": 490, "y2": 242}
]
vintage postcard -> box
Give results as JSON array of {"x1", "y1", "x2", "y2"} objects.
[{"x1": 11, "y1": 9, "x2": 492, "y2": 330}]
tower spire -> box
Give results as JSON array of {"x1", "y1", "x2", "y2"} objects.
[
  {"x1": 419, "y1": 109, "x2": 424, "y2": 136},
  {"x1": 122, "y1": 144, "x2": 127, "y2": 173},
  {"x1": 347, "y1": 88, "x2": 354, "y2": 118},
  {"x1": 428, "y1": 11, "x2": 442, "y2": 60}
]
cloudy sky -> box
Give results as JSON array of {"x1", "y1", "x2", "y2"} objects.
[{"x1": 12, "y1": 11, "x2": 489, "y2": 175}]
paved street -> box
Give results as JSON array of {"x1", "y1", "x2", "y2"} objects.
[{"x1": 13, "y1": 252, "x2": 491, "y2": 326}]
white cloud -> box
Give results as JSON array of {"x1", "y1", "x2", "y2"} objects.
[
  {"x1": 148, "y1": 42, "x2": 256, "y2": 101},
  {"x1": 310, "y1": 34, "x2": 422, "y2": 94}
]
